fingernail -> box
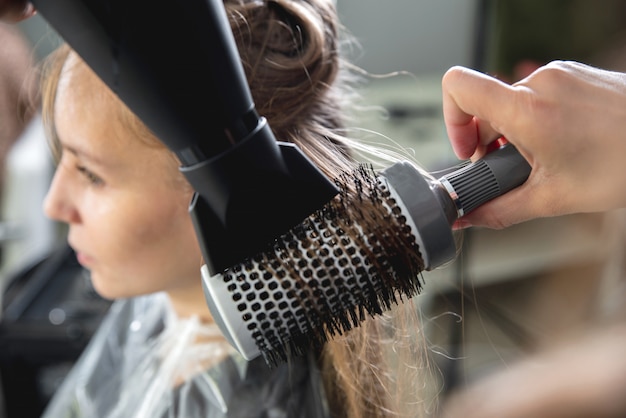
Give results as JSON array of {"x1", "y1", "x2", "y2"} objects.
[{"x1": 452, "y1": 219, "x2": 472, "y2": 230}]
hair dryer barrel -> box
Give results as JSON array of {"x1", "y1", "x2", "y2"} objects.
[{"x1": 32, "y1": 0, "x2": 253, "y2": 162}]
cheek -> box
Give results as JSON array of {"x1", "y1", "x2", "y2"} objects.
[
  {"x1": 122, "y1": 198, "x2": 199, "y2": 266},
  {"x1": 84, "y1": 192, "x2": 201, "y2": 297}
]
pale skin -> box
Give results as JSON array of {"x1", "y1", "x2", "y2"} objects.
[
  {"x1": 442, "y1": 60, "x2": 626, "y2": 229},
  {"x1": 44, "y1": 52, "x2": 212, "y2": 322},
  {"x1": 439, "y1": 323, "x2": 626, "y2": 418}
]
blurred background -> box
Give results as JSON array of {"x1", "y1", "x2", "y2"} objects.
[{"x1": 2, "y1": 0, "x2": 626, "y2": 416}]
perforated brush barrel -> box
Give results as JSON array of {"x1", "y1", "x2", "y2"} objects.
[
  {"x1": 202, "y1": 146, "x2": 530, "y2": 365},
  {"x1": 202, "y1": 165, "x2": 426, "y2": 365}
]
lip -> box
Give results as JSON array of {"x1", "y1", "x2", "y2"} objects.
[
  {"x1": 68, "y1": 238, "x2": 92, "y2": 266},
  {"x1": 74, "y1": 250, "x2": 94, "y2": 267}
]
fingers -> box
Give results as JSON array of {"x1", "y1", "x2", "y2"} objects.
[{"x1": 442, "y1": 66, "x2": 515, "y2": 159}]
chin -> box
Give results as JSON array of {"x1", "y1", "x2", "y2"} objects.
[
  {"x1": 88, "y1": 272, "x2": 135, "y2": 301},
  {"x1": 90, "y1": 286, "x2": 117, "y2": 301}
]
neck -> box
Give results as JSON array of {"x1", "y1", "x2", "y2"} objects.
[
  {"x1": 166, "y1": 279, "x2": 214, "y2": 324},
  {"x1": 165, "y1": 279, "x2": 235, "y2": 380}
]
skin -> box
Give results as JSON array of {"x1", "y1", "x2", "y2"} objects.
[
  {"x1": 439, "y1": 323, "x2": 626, "y2": 418},
  {"x1": 44, "y1": 52, "x2": 211, "y2": 321},
  {"x1": 442, "y1": 61, "x2": 626, "y2": 229}
]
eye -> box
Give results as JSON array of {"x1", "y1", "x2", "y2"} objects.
[{"x1": 76, "y1": 165, "x2": 104, "y2": 186}]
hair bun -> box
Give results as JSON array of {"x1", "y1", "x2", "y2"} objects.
[{"x1": 228, "y1": 0, "x2": 339, "y2": 128}]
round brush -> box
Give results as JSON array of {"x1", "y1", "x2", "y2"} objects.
[{"x1": 202, "y1": 141, "x2": 531, "y2": 365}]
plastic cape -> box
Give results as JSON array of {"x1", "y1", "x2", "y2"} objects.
[{"x1": 42, "y1": 292, "x2": 330, "y2": 418}]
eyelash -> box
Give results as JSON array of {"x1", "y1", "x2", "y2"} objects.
[{"x1": 76, "y1": 165, "x2": 104, "y2": 186}]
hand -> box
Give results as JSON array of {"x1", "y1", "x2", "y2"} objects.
[
  {"x1": 439, "y1": 323, "x2": 626, "y2": 418},
  {"x1": 442, "y1": 61, "x2": 626, "y2": 229},
  {"x1": 0, "y1": 0, "x2": 35, "y2": 22}
]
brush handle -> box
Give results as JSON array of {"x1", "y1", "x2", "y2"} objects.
[
  {"x1": 381, "y1": 142, "x2": 530, "y2": 270},
  {"x1": 439, "y1": 143, "x2": 531, "y2": 217}
]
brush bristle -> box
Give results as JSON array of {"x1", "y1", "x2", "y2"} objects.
[{"x1": 220, "y1": 164, "x2": 425, "y2": 366}]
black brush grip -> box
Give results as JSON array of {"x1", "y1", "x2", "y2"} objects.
[{"x1": 440, "y1": 144, "x2": 531, "y2": 215}]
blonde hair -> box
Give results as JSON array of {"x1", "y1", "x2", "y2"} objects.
[{"x1": 40, "y1": 1, "x2": 432, "y2": 416}]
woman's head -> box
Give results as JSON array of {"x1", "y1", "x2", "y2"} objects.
[{"x1": 43, "y1": 47, "x2": 203, "y2": 301}]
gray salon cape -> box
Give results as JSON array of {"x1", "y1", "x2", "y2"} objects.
[{"x1": 42, "y1": 292, "x2": 330, "y2": 417}]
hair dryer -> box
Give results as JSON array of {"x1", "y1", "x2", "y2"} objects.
[{"x1": 30, "y1": 0, "x2": 339, "y2": 273}]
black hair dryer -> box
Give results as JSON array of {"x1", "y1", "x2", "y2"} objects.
[{"x1": 30, "y1": 0, "x2": 339, "y2": 273}]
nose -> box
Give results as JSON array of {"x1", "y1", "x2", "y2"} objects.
[{"x1": 43, "y1": 164, "x2": 81, "y2": 224}]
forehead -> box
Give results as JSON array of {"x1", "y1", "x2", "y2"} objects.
[
  {"x1": 55, "y1": 51, "x2": 167, "y2": 150},
  {"x1": 55, "y1": 59, "x2": 150, "y2": 176},
  {"x1": 57, "y1": 52, "x2": 116, "y2": 113},
  {"x1": 53, "y1": 53, "x2": 184, "y2": 183}
]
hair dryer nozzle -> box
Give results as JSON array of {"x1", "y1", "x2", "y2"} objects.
[{"x1": 184, "y1": 118, "x2": 339, "y2": 274}]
